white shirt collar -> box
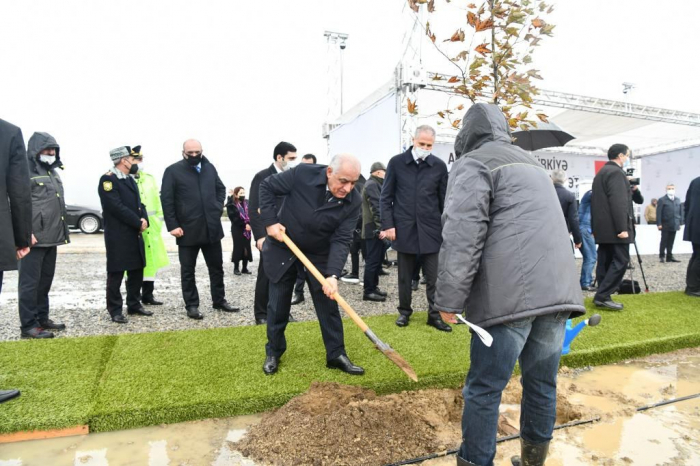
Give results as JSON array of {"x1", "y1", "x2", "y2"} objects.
[{"x1": 273, "y1": 163, "x2": 283, "y2": 173}]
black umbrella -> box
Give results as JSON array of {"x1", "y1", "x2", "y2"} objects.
[{"x1": 511, "y1": 120, "x2": 575, "y2": 151}]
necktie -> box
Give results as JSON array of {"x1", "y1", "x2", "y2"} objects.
[{"x1": 195, "y1": 165, "x2": 201, "y2": 173}]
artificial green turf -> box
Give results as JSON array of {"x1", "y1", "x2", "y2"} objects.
[{"x1": 0, "y1": 291, "x2": 698, "y2": 434}]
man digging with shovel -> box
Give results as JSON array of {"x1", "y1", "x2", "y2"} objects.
[{"x1": 434, "y1": 103, "x2": 586, "y2": 466}]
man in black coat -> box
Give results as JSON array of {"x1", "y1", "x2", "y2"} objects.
[
  {"x1": 380, "y1": 125, "x2": 451, "y2": 331},
  {"x1": 551, "y1": 169, "x2": 582, "y2": 250},
  {"x1": 362, "y1": 162, "x2": 388, "y2": 301},
  {"x1": 98, "y1": 146, "x2": 151, "y2": 323},
  {"x1": 248, "y1": 141, "x2": 297, "y2": 324},
  {"x1": 591, "y1": 143, "x2": 644, "y2": 310},
  {"x1": 0, "y1": 118, "x2": 32, "y2": 404},
  {"x1": 259, "y1": 154, "x2": 364, "y2": 376},
  {"x1": 161, "y1": 139, "x2": 238, "y2": 319},
  {"x1": 684, "y1": 176, "x2": 700, "y2": 297},
  {"x1": 657, "y1": 183, "x2": 684, "y2": 263}
]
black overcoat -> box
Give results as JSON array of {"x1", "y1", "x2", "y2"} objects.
[
  {"x1": 684, "y1": 176, "x2": 700, "y2": 244},
  {"x1": 591, "y1": 161, "x2": 643, "y2": 244},
  {"x1": 259, "y1": 164, "x2": 360, "y2": 283},
  {"x1": 226, "y1": 197, "x2": 253, "y2": 262},
  {"x1": 0, "y1": 119, "x2": 32, "y2": 271},
  {"x1": 160, "y1": 157, "x2": 226, "y2": 247},
  {"x1": 656, "y1": 194, "x2": 683, "y2": 231},
  {"x1": 249, "y1": 163, "x2": 279, "y2": 242},
  {"x1": 380, "y1": 147, "x2": 448, "y2": 254},
  {"x1": 98, "y1": 172, "x2": 148, "y2": 272}
]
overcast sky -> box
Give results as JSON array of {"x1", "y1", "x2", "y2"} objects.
[{"x1": 1, "y1": 0, "x2": 698, "y2": 208}]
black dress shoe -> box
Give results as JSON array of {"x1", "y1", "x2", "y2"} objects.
[
  {"x1": 685, "y1": 289, "x2": 700, "y2": 297},
  {"x1": 396, "y1": 315, "x2": 409, "y2": 327},
  {"x1": 241, "y1": 269, "x2": 252, "y2": 274},
  {"x1": 142, "y1": 296, "x2": 164, "y2": 305},
  {"x1": 214, "y1": 301, "x2": 240, "y2": 312},
  {"x1": 411, "y1": 280, "x2": 419, "y2": 291},
  {"x1": 378, "y1": 268, "x2": 389, "y2": 276},
  {"x1": 186, "y1": 306, "x2": 203, "y2": 319},
  {"x1": 21, "y1": 327, "x2": 55, "y2": 339},
  {"x1": 593, "y1": 299, "x2": 624, "y2": 311},
  {"x1": 263, "y1": 355, "x2": 279, "y2": 375},
  {"x1": 363, "y1": 292, "x2": 386, "y2": 302},
  {"x1": 659, "y1": 256, "x2": 665, "y2": 263},
  {"x1": 581, "y1": 286, "x2": 597, "y2": 292},
  {"x1": 326, "y1": 355, "x2": 364, "y2": 375},
  {"x1": 111, "y1": 314, "x2": 129, "y2": 324},
  {"x1": 255, "y1": 318, "x2": 267, "y2": 325},
  {"x1": 375, "y1": 288, "x2": 388, "y2": 297},
  {"x1": 291, "y1": 293, "x2": 305, "y2": 305},
  {"x1": 427, "y1": 318, "x2": 453, "y2": 332},
  {"x1": 39, "y1": 319, "x2": 66, "y2": 330},
  {"x1": 128, "y1": 306, "x2": 153, "y2": 316},
  {"x1": 0, "y1": 389, "x2": 20, "y2": 404},
  {"x1": 667, "y1": 256, "x2": 681, "y2": 263},
  {"x1": 234, "y1": 269, "x2": 242, "y2": 276}
]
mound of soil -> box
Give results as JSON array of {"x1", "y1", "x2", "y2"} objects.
[
  {"x1": 233, "y1": 380, "x2": 585, "y2": 466},
  {"x1": 233, "y1": 382, "x2": 463, "y2": 466}
]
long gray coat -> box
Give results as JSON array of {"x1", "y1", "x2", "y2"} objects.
[
  {"x1": 0, "y1": 119, "x2": 32, "y2": 272},
  {"x1": 434, "y1": 104, "x2": 585, "y2": 328}
]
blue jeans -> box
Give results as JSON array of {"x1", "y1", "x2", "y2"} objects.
[
  {"x1": 459, "y1": 312, "x2": 568, "y2": 466},
  {"x1": 579, "y1": 225, "x2": 596, "y2": 287}
]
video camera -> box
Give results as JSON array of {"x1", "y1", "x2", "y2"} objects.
[{"x1": 626, "y1": 168, "x2": 640, "y2": 186}]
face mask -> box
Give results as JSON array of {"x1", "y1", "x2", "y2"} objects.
[
  {"x1": 414, "y1": 147, "x2": 431, "y2": 160},
  {"x1": 283, "y1": 159, "x2": 299, "y2": 171},
  {"x1": 39, "y1": 155, "x2": 56, "y2": 165},
  {"x1": 128, "y1": 162, "x2": 139, "y2": 175},
  {"x1": 238, "y1": 196, "x2": 245, "y2": 202},
  {"x1": 667, "y1": 189, "x2": 675, "y2": 196},
  {"x1": 622, "y1": 158, "x2": 630, "y2": 170},
  {"x1": 186, "y1": 154, "x2": 202, "y2": 166}
]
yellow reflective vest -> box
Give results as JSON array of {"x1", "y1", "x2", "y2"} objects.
[{"x1": 136, "y1": 171, "x2": 170, "y2": 277}]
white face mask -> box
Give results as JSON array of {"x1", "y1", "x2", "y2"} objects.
[
  {"x1": 414, "y1": 147, "x2": 431, "y2": 160},
  {"x1": 283, "y1": 159, "x2": 299, "y2": 171},
  {"x1": 667, "y1": 189, "x2": 675, "y2": 197},
  {"x1": 39, "y1": 155, "x2": 56, "y2": 165}
]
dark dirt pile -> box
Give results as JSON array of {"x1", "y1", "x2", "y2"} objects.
[{"x1": 233, "y1": 380, "x2": 584, "y2": 466}]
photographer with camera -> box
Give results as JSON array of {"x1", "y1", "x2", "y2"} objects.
[
  {"x1": 361, "y1": 162, "x2": 389, "y2": 302},
  {"x1": 591, "y1": 144, "x2": 644, "y2": 310},
  {"x1": 657, "y1": 183, "x2": 683, "y2": 263}
]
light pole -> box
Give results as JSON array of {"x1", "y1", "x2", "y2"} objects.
[{"x1": 324, "y1": 31, "x2": 349, "y2": 115}]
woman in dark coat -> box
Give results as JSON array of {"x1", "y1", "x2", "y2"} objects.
[{"x1": 226, "y1": 186, "x2": 253, "y2": 275}]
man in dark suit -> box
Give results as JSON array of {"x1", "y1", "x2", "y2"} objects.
[
  {"x1": 551, "y1": 169, "x2": 582, "y2": 251},
  {"x1": 684, "y1": 176, "x2": 700, "y2": 297},
  {"x1": 591, "y1": 143, "x2": 644, "y2": 310},
  {"x1": 98, "y1": 146, "x2": 151, "y2": 323},
  {"x1": 0, "y1": 118, "x2": 32, "y2": 403},
  {"x1": 259, "y1": 154, "x2": 364, "y2": 376},
  {"x1": 657, "y1": 183, "x2": 684, "y2": 263},
  {"x1": 248, "y1": 141, "x2": 297, "y2": 324},
  {"x1": 380, "y1": 125, "x2": 451, "y2": 332},
  {"x1": 160, "y1": 139, "x2": 238, "y2": 320}
]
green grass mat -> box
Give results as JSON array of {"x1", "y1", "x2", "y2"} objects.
[{"x1": 1, "y1": 291, "x2": 698, "y2": 434}]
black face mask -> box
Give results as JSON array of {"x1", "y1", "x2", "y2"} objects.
[
  {"x1": 128, "y1": 163, "x2": 139, "y2": 175},
  {"x1": 186, "y1": 154, "x2": 202, "y2": 166},
  {"x1": 238, "y1": 196, "x2": 245, "y2": 202}
]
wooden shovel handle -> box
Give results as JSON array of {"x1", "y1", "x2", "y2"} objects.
[{"x1": 281, "y1": 233, "x2": 369, "y2": 333}]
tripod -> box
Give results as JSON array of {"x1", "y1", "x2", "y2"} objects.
[{"x1": 629, "y1": 227, "x2": 650, "y2": 292}]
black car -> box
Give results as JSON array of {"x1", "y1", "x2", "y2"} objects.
[{"x1": 66, "y1": 205, "x2": 103, "y2": 234}]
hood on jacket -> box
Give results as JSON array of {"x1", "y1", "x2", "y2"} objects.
[
  {"x1": 454, "y1": 103, "x2": 512, "y2": 157},
  {"x1": 27, "y1": 132, "x2": 62, "y2": 172}
]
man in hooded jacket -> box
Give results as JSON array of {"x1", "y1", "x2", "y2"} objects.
[
  {"x1": 434, "y1": 103, "x2": 586, "y2": 466},
  {"x1": 18, "y1": 132, "x2": 70, "y2": 338}
]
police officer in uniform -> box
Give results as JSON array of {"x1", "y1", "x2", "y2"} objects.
[{"x1": 98, "y1": 146, "x2": 151, "y2": 323}]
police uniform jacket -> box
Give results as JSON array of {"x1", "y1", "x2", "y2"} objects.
[{"x1": 98, "y1": 170, "x2": 148, "y2": 272}]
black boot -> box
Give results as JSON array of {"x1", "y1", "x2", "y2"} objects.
[
  {"x1": 141, "y1": 281, "x2": 163, "y2": 305},
  {"x1": 511, "y1": 439, "x2": 549, "y2": 466},
  {"x1": 457, "y1": 456, "x2": 480, "y2": 466}
]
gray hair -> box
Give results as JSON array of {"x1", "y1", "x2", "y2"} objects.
[
  {"x1": 329, "y1": 153, "x2": 361, "y2": 173},
  {"x1": 414, "y1": 125, "x2": 436, "y2": 138},
  {"x1": 551, "y1": 169, "x2": 566, "y2": 185}
]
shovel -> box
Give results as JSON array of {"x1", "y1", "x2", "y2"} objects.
[{"x1": 281, "y1": 232, "x2": 418, "y2": 382}]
